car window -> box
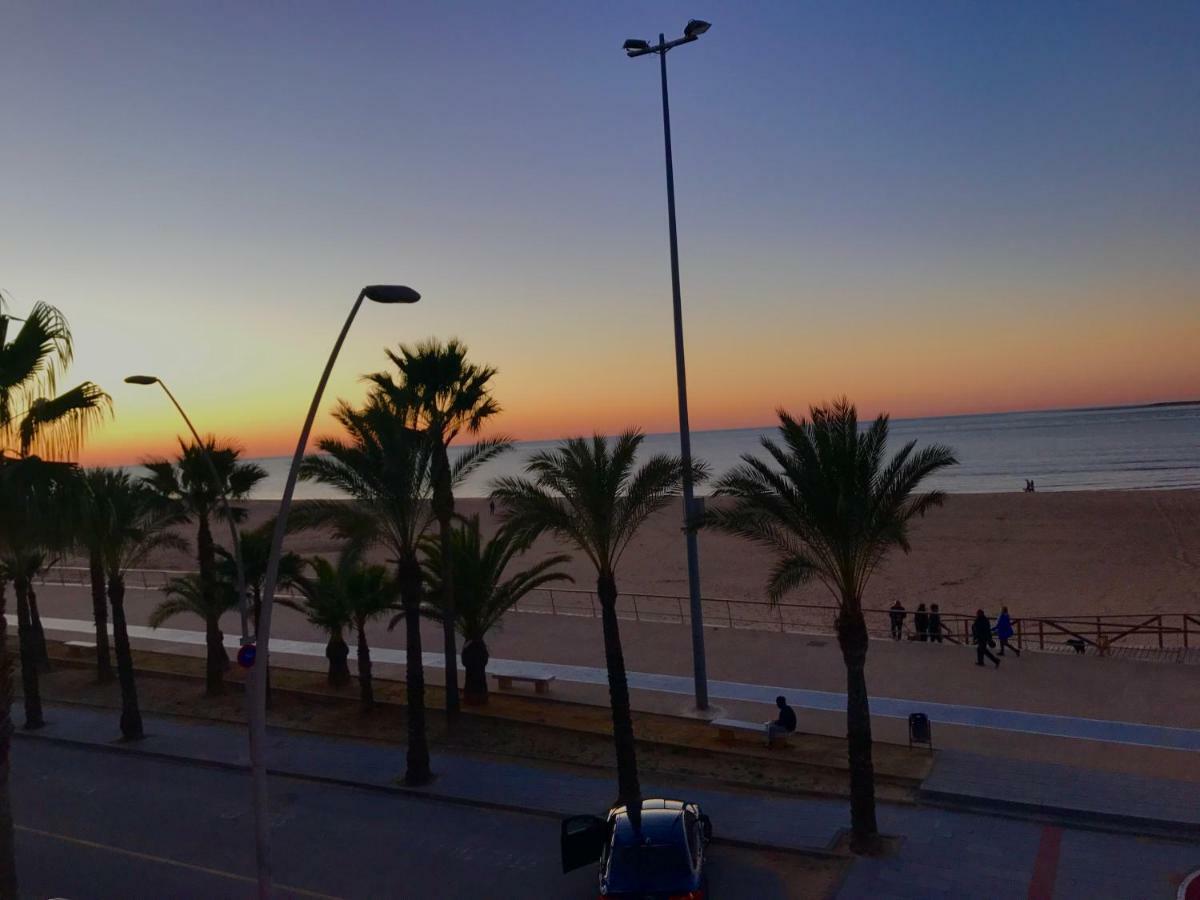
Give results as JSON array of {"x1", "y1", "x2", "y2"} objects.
[
  {"x1": 684, "y1": 813, "x2": 701, "y2": 867},
  {"x1": 606, "y1": 844, "x2": 694, "y2": 894}
]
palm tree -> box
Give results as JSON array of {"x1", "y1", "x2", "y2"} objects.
[
  {"x1": 143, "y1": 438, "x2": 266, "y2": 694},
  {"x1": 367, "y1": 338, "x2": 505, "y2": 717},
  {"x1": 708, "y1": 400, "x2": 957, "y2": 852},
  {"x1": 294, "y1": 396, "x2": 501, "y2": 784},
  {"x1": 492, "y1": 431, "x2": 699, "y2": 817},
  {"x1": 283, "y1": 546, "x2": 398, "y2": 708},
  {"x1": 215, "y1": 518, "x2": 303, "y2": 636},
  {"x1": 77, "y1": 469, "x2": 118, "y2": 682},
  {"x1": 416, "y1": 515, "x2": 572, "y2": 704},
  {"x1": 150, "y1": 574, "x2": 238, "y2": 696}
]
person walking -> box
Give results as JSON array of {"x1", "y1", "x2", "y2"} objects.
[
  {"x1": 972, "y1": 609, "x2": 1001, "y2": 668},
  {"x1": 889, "y1": 601, "x2": 907, "y2": 640},
  {"x1": 996, "y1": 606, "x2": 1020, "y2": 656},
  {"x1": 914, "y1": 603, "x2": 929, "y2": 642},
  {"x1": 928, "y1": 603, "x2": 943, "y2": 643}
]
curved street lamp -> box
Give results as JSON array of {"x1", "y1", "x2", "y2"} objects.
[
  {"x1": 123, "y1": 375, "x2": 250, "y2": 644},
  {"x1": 623, "y1": 20, "x2": 712, "y2": 710},
  {"x1": 250, "y1": 284, "x2": 420, "y2": 896}
]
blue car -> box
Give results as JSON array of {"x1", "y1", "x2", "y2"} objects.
[{"x1": 561, "y1": 798, "x2": 713, "y2": 899}]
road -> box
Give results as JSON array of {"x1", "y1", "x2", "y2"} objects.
[{"x1": 12, "y1": 740, "x2": 820, "y2": 899}]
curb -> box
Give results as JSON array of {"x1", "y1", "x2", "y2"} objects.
[
  {"x1": 13, "y1": 729, "x2": 845, "y2": 860},
  {"x1": 920, "y1": 788, "x2": 1200, "y2": 842}
]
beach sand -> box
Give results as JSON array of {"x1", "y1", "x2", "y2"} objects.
[{"x1": 111, "y1": 489, "x2": 1200, "y2": 620}]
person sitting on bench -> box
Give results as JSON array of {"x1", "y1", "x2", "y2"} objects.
[{"x1": 765, "y1": 695, "x2": 797, "y2": 742}]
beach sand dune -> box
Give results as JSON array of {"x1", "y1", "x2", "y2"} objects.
[{"x1": 105, "y1": 489, "x2": 1200, "y2": 620}]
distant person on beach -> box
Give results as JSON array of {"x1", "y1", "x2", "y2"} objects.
[
  {"x1": 889, "y1": 601, "x2": 906, "y2": 640},
  {"x1": 914, "y1": 603, "x2": 929, "y2": 641},
  {"x1": 995, "y1": 606, "x2": 1020, "y2": 656},
  {"x1": 489, "y1": 499, "x2": 496, "y2": 515},
  {"x1": 766, "y1": 695, "x2": 797, "y2": 743},
  {"x1": 928, "y1": 603, "x2": 943, "y2": 643},
  {"x1": 972, "y1": 609, "x2": 1001, "y2": 668}
]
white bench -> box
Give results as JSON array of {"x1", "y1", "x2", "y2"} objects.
[
  {"x1": 711, "y1": 717, "x2": 792, "y2": 747},
  {"x1": 494, "y1": 673, "x2": 556, "y2": 695},
  {"x1": 64, "y1": 640, "x2": 96, "y2": 658}
]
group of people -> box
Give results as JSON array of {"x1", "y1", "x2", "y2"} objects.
[
  {"x1": 889, "y1": 600, "x2": 944, "y2": 642},
  {"x1": 888, "y1": 601, "x2": 1021, "y2": 667}
]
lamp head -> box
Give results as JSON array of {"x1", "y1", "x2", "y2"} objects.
[
  {"x1": 684, "y1": 19, "x2": 711, "y2": 38},
  {"x1": 361, "y1": 285, "x2": 421, "y2": 304},
  {"x1": 124, "y1": 375, "x2": 159, "y2": 386},
  {"x1": 623, "y1": 38, "x2": 650, "y2": 54}
]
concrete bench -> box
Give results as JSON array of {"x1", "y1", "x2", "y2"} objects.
[
  {"x1": 711, "y1": 718, "x2": 792, "y2": 747},
  {"x1": 494, "y1": 673, "x2": 556, "y2": 695},
  {"x1": 64, "y1": 640, "x2": 96, "y2": 658}
]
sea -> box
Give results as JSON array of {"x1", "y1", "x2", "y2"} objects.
[{"x1": 241, "y1": 402, "x2": 1199, "y2": 500}]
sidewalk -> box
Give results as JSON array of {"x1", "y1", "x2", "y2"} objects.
[{"x1": 23, "y1": 614, "x2": 1200, "y2": 753}]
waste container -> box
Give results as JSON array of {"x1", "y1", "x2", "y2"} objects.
[{"x1": 908, "y1": 712, "x2": 932, "y2": 751}]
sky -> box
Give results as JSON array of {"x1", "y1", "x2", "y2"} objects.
[{"x1": 1, "y1": 1, "x2": 1197, "y2": 466}]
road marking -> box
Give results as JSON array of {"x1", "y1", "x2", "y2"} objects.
[
  {"x1": 15, "y1": 824, "x2": 342, "y2": 899},
  {"x1": 1026, "y1": 824, "x2": 1062, "y2": 900}
]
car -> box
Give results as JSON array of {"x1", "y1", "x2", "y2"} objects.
[{"x1": 561, "y1": 798, "x2": 713, "y2": 899}]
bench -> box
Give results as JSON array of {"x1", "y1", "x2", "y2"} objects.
[
  {"x1": 711, "y1": 718, "x2": 792, "y2": 748},
  {"x1": 494, "y1": 673, "x2": 556, "y2": 695},
  {"x1": 64, "y1": 640, "x2": 97, "y2": 658}
]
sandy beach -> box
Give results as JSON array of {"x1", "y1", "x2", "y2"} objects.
[{"x1": 86, "y1": 488, "x2": 1200, "y2": 620}]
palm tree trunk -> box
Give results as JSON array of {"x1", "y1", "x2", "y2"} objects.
[
  {"x1": 356, "y1": 619, "x2": 374, "y2": 710},
  {"x1": 14, "y1": 576, "x2": 43, "y2": 730},
  {"x1": 433, "y1": 449, "x2": 459, "y2": 718},
  {"x1": 108, "y1": 575, "x2": 143, "y2": 741},
  {"x1": 204, "y1": 615, "x2": 225, "y2": 697},
  {"x1": 597, "y1": 572, "x2": 641, "y2": 813},
  {"x1": 89, "y1": 550, "x2": 113, "y2": 682},
  {"x1": 0, "y1": 581, "x2": 18, "y2": 897},
  {"x1": 836, "y1": 606, "x2": 879, "y2": 852},
  {"x1": 28, "y1": 584, "x2": 50, "y2": 674},
  {"x1": 399, "y1": 560, "x2": 431, "y2": 785},
  {"x1": 461, "y1": 638, "x2": 489, "y2": 704},
  {"x1": 326, "y1": 630, "x2": 350, "y2": 688},
  {"x1": 196, "y1": 514, "x2": 228, "y2": 672}
]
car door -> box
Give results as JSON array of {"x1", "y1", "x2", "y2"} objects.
[{"x1": 560, "y1": 814, "x2": 606, "y2": 874}]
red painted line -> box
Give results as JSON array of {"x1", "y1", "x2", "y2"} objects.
[{"x1": 1027, "y1": 825, "x2": 1063, "y2": 900}]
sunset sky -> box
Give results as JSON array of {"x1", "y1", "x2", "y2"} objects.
[{"x1": 1, "y1": 2, "x2": 1196, "y2": 466}]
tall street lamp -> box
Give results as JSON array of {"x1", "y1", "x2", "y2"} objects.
[
  {"x1": 123, "y1": 375, "x2": 250, "y2": 644},
  {"x1": 252, "y1": 284, "x2": 419, "y2": 897},
  {"x1": 624, "y1": 19, "x2": 712, "y2": 711}
]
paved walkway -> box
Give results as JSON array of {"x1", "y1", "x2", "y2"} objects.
[
  {"x1": 16, "y1": 704, "x2": 1200, "y2": 899},
  {"x1": 25, "y1": 614, "x2": 1200, "y2": 753}
]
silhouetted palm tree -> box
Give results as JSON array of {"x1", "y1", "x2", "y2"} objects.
[
  {"x1": 295, "y1": 396, "x2": 502, "y2": 784},
  {"x1": 150, "y1": 574, "x2": 238, "y2": 696},
  {"x1": 215, "y1": 518, "x2": 303, "y2": 636},
  {"x1": 143, "y1": 438, "x2": 266, "y2": 694},
  {"x1": 416, "y1": 515, "x2": 571, "y2": 704},
  {"x1": 708, "y1": 400, "x2": 956, "y2": 852},
  {"x1": 88, "y1": 470, "x2": 188, "y2": 739},
  {"x1": 368, "y1": 338, "x2": 506, "y2": 717},
  {"x1": 492, "y1": 431, "x2": 699, "y2": 817},
  {"x1": 77, "y1": 469, "x2": 118, "y2": 682},
  {"x1": 283, "y1": 546, "x2": 398, "y2": 708}
]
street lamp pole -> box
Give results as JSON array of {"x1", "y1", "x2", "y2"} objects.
[
  {"x1": 251, "y1": 284, "x2": 419, "y2": 897},
  {"x1": 625, "y1": 20, "x2": 712, "y2": 710},
  {"x1": 124, "y1": 376, "x2": 250, "y2": 643}
]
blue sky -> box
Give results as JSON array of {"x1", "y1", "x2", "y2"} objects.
[{"x1": 1, "y1": 2, "x2": 1197, "y2": 462}]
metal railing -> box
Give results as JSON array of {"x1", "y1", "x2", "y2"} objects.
[{"x1": 37, "y1": 565, "x2": 1199, "y2": 655}]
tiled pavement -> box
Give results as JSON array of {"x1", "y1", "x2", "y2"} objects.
[
  {"x1": 25, "y1": 614, "x2": 1200, "y2": 752},
  {"x1": 17, "y1": 704, "x2": 1200, "y2": 899}
]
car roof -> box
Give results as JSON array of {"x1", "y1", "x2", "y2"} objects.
[{"x1": 609, "y1": 801, "x2": 692, "y2": 846}]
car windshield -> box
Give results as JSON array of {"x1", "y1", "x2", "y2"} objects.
[{"x1": 606, "y1": 843, "x2": 693, "y2": 893}]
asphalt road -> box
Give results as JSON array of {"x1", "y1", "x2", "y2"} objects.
[{"x1": 12, "y1": 740, "x2": 813, "y2": 899}]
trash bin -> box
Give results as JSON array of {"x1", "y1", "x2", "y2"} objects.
[{"x1": 908, "y1": 712, "x2": 933, "y2": 751}]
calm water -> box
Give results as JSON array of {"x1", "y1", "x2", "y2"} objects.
[{"x1": 243, "y1": 403, "x2": 1199, "y2": 500}]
